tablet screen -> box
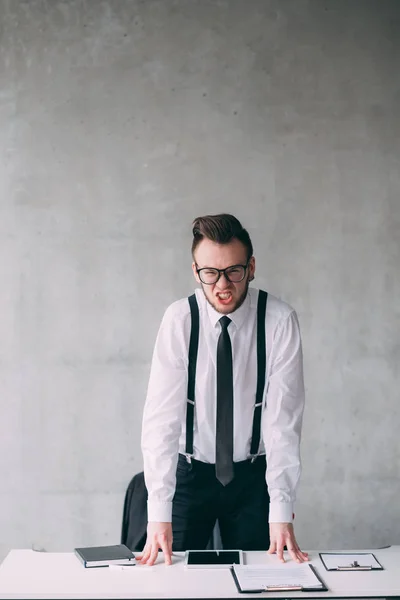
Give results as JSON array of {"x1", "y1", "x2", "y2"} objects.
[{"x1": 187, "y1": 551, "x2": 241, "y2": 565}]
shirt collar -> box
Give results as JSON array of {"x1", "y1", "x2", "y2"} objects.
[{"x1": 206, "y1": 291, "x2": 251, "y2": 331}]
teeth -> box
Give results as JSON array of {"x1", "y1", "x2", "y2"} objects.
[{"x1": 219, "y1": 293, "x2": 231, "y2": 299}]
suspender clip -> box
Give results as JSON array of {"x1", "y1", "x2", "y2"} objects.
[{"x1": 185, "y1": 453, "x2": 194, "y2": 464}]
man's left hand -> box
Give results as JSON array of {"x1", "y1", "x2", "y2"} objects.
[{"x1": 268, "y1": 523, "x2": 309, "y2": 563}]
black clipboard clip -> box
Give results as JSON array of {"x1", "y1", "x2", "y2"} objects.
[{"x1": 337, "y1": 560, "x2": 372, "y2": 571}]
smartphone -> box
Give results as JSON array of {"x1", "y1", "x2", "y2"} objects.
[{"x1": 185, "y1": 550, "x2": 243, "y2": 569}]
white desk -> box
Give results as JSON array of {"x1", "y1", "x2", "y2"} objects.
[{"x1": 0, "y1": 547, "x2": 399, "y2": 599}]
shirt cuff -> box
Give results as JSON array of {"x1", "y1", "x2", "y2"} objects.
[
  {"x1": 269, "y1": 502, "x2": 294, "y2": 523},
  {"x1": 147, "y1": 500, "x2": 173, "y2": 523}
]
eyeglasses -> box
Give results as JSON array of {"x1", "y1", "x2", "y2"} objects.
[{"x1": 196, "y1": 262, "x2": 249, "y2": 285}]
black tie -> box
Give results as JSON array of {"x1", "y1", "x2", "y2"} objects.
[{"x1": 216, "y1": 316, "x2": 234, "y2": 486}]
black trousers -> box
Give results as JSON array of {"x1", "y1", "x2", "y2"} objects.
[{"x1": 172, "y1": 454, "x2": 270, "y2": 551}]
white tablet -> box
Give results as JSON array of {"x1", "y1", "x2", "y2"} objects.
[{"x1": 185, "y1": 550, "x2": 244, "y2": 569}]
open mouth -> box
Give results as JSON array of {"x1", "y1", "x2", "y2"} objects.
[{"x1": 216, "y1": 292, "x2": 233, "y2": 304}]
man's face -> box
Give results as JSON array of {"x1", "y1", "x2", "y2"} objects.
[{"x1": 192, "y1": 238, "x2": 255, "y2": 315}]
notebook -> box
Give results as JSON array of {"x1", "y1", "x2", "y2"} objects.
[
  {"x1": 231, "y1": 563, "x2": 327, "y2": 593},
  {"x1": 74, "y1": 544, "x2": 136, "y2": 568}
]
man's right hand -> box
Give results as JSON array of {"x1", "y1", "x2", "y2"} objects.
[{"x1": 136, "y1": 522, "x2": 173, "y2": 566}]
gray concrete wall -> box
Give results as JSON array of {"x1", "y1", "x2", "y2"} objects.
[{"x1": 0, "y1": 0, "x2": 399, "y2": 561}]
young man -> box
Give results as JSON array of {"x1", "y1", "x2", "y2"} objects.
[{"x1": 139, "y1": 214, "x2": 308, "y2": 566}]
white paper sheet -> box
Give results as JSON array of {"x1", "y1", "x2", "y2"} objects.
[
  {"x1": 320, "y1": 553, "x2": 382, "y2": 570},
  {"x1": 232, "y1": 563, "x2": 324, "y2": 591}
]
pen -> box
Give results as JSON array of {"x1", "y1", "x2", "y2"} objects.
[{"x1": 109, "y1": 564, "x2": 154, "y2": 571}]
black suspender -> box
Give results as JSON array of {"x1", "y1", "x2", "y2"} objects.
[
  {"x1": 185, "y1": 290, "x2": 268, "y2": 462},
  {"x1": 250, "y1": 289, "x2": 268, "y2": 459},
  {"x1": 185, "y1": 294, "x2": 200, "y2": 459}
]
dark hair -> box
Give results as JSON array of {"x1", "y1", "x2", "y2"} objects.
[{"x1": 191, "y1": 214, "x2": 253, "y2": 260}]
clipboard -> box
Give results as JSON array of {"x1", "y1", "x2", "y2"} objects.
[
  {"x1": 319, "y1": 552, "x2": 384, "y2": 572},
  {"x1": 231, "y1": 563, "x2": 328, "y2": 593}
]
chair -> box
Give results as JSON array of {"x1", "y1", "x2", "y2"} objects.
[
  {"x1": 121, "y1": 471, "x2": 147, "y2": 551},
  {"x1": 121, "y1": 471, "x2": 220, "y2": 551}
]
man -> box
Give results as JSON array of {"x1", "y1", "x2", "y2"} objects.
[{"x1": 139, "y1": 214, "x2": 308, "y2": 566}]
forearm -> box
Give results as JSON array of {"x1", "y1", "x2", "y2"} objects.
[
  {"x1": 141, "y1": 303, "x2": 188, "y2": 523},
  {"x1": 266, "y1": 427, "x2": 302, "y2": 522},
  {"x1": 263, "y1": 310, "x2": 305, "y2": 523},
  {"x1": 142, "y1": 404, "x2": 183, "y2": 522}
]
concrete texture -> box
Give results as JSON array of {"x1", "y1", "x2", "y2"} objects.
[{"x1": 0, "y1": 0, "x2": 399, "y2": 560}]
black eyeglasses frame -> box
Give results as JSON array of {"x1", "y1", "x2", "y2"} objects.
[{"x1": 196, "y1": 261, "x2": 250, "y2": 285}]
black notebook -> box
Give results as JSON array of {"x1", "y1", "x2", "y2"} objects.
[{"x1": 74, "y1": 544, "x2": 136, "y2": 568}]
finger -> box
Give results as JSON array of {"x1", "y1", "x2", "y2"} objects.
[
  {"x1": 136, "y1": 546, "x2": 147, "y2": 560},
  {"x1": 140, "y1": 551, "x2": 152, "y2": 565},
  {"x1": 276, "y1": 541, "x2": 285, "y2": 563},
  {"x1": 286, "y1": 542, "x2": 301, "y2": 564},
  {"x1": 285, "y1": 536, "x2": 300, "y2": 560},
  {"x1": 168, "y1": 536, "x2": 173, "y2": 558},
  {"x1": 290, "y1": 540, "x2": 309, "y2": 562},
  {"x1": 138, "y1": 545, "x2": 151, "y2": 565},
  {"x1": 162, "y1": 547, "x2": 172, "y2": 565},
  {"x1": 298, "y1": 550, "x2": 309, "y2": 561},
  {"x1": 267, "y1": 540, "x2": 276, "y2": 554},
  {"x1": 147, "y1": 542, "x2": 160, "y2": 566},
  {"x1": 295, "y1": 547, "x2": 309, "y2": 563},
  {"x1": 159, "y1": 536, "x2": 172, "y2": 566}
]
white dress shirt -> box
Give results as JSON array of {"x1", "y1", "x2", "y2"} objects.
[{"x1": 141, "y1": 287, "x2": 305, "y2": 524}]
